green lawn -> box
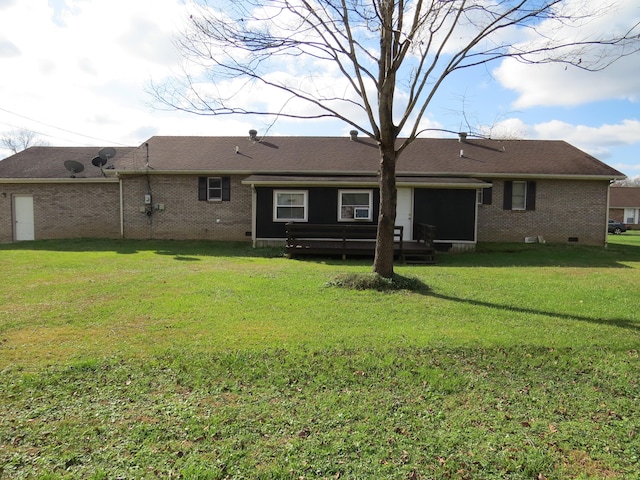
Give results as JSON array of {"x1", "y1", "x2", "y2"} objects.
[{"x1": 1, "y1": 234, "x2": 639, "y2": 479}]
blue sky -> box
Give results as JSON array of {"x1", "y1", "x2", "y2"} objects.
[{"x1": 0, "y1": 0, "x2": 639, "y2": 179}]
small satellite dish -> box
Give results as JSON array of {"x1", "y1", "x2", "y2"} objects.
[
  {"x1": 64, "y1": 160, "x2": 85, "y2": 174},
  {"x1": 98, "y1": 147, "x2": 116, "y2": 161},
  {"x1": 92, "y1": 156, "x2": 107, "y2": 167}
]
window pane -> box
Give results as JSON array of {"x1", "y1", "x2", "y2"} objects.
[
  {"x1": 277, "y1": 192, "x2": 304, "y2": 206},
  {"x1": 342, "y1": 192, "x2": 369, "y2": 206},
  {"x1": 208, "y1": 177, "x2": 222, "y2": 200},
  {"x1": 341, "y1": 206, "x2": 355, "y2": 218},
  {"x1": 339, "y1": 190, "x2": 371, "y2": 220},
  {"x1": 277, "y1": 206, "x2": 305, "y2": 219},
  {"x1": 274, "y1": 190, "x2": 307, "y2": 221},
  {"x1": 512, "y1": 182, "x2": 526, "y2": 210}
]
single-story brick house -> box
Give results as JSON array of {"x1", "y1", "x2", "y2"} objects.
[
  {"x1": 609, "y1": 186, "x2": 640, "y2": 229},
  {"x1": 0, "y1": 132, "x2": 625, "y2": 249}
]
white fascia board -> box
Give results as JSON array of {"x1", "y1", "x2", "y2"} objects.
[
  {"x1": 408, "y1": 172, "x2": 625, "y2": 181},
  {"x1": 115, "y1": 169, "x2": 378, "y2": 176},
  {"x1": 0, "y1": 178, "x2": 119, "y2": 184},
  {"x1": 243, "y1": 179, "x2": 379, "y2": 187}
]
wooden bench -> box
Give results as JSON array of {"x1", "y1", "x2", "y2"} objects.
[
  {"x1": 285, "y1": 222, "x2": 437, "y2": 263},
  {"x1": 285, "y1": 223, "x2": 404, "y2": 260}
]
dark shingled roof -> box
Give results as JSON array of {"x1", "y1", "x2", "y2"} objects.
[
  {"x1": 610, "y1": 187, "x2": 640, "y2": 207},
  {"x1": 114, "y1": 136, "x2": 624, "y2": 178},
  {"x1": 0, "y1": 146, "x2": 135, "y2": 179},
  {"x1": 1, "y1": 136, "x2": 624, "y2": 179}
]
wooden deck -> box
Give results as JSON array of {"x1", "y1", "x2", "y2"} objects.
[{"x1": 285, "y1": 223, "x2": 436, "y2": 264}]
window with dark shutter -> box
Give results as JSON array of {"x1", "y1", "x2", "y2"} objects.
[
  {"x1": 526, "y1": 181, "x2": 536, "y2": 211},
  {"x1": 198, "y1": 176, "x2": 231, "y2": 201},
  {"x1": 503, "y1": 180, "x2": 536, "y2": 210},
  {"x1": 198, "y1": 177, "x2": 207, "y2": 201},
  {"x1": 222, "y1": 176, "x2": 231, "y2": 201},
  {"x1": 503, "y1": 181, "x2": 512, "y2": 210},
  {"x1": 482, "y1": 184, "x2": 493, "y2": 205}
]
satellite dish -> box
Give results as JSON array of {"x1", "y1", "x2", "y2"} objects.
[
  {"x1": 92, "y1": 156, "x2": 107, "y2": 167},
  {"x1": 98, "y1": 147, "x2": 116, "y2": 161},
  {"x1": 64, "y1": 160, "x2": 85, "y2": 174}
]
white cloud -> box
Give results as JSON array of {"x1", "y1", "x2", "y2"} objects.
[
  {"x1": 0, "y1": 0, "x2": 638, "y2": 179},
  {"x1": 488, "y1": 117, "x2": 640, "y2": 161},
  {"x1": 534, "y1": 119, "x2": 640, "y2": 150},
  {"x1": 0, "y1": 0, "x2": 218, "y2": 148},
  {"x1": 493, "y1": 0, "x2": 640, "y2": 108},
  {"x1": 0, "y1": 36, "x2": 20, "y2": 57},
  {"x1": 494, "y1": 58, "x2": 640, "y2": 108}
]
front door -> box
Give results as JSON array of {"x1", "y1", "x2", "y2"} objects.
[
  {"x1": 396, "y1": 188, "x2": 413, "y2": 241},
  {"x1": 14, "y1": 195, "x2": 35, "y2": 241}
]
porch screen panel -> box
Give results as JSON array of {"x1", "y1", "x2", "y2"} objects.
[{"x1": 413, "y1": 189, "x2": 476, "y2": 241}]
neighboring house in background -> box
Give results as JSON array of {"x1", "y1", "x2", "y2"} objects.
[
  {"x1": 0, "y1": 132, "x2": 625, "y2": 249},
  {"x1": 609, "y1": 186, "x2": 640, "y2": 230}
]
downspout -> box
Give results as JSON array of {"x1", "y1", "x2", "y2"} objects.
[
  {"x1": 605, "y1": 181, "x2": 613, "y2": 248},
  {"x1": 474, "y1": 189, "x2": 479, "y2": 245},
  {"x1": 119, "y1": 175, "x2": 125, "y2": 238},
  {"x1": 251, "y1": 184, "x2": 257, "y2": 247}
]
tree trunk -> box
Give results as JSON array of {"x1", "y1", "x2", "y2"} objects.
[
  {"x1": 372, "y1": 0, "x2": 399, "y2": 278},
  {"x1": 373, "y1": 144, "x2": 397, "y2": 278}
]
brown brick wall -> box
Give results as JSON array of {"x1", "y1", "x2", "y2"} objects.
[
  {"x1": 1, "y1": 177, "x2": 612, "y2": 245},
  {"x1": 121, "y1": 174, "x2": 253, "y2": 241},
  {"x1": 0, "y1": 182, "x2": 121, "y2": 242},
  {"x1": 477, "y1": 179, "x2": 610, "y2": 245},
  {"x1": 0, "y1": 189, "x2": 12, "y2": 242},
  {"x1": 608, "y1": 208, "x2": 623, "y2": 223}
]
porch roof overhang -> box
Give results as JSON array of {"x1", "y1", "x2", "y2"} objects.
[{"x1": 242, "y1": 175, "x2": 491, "y2": 189}]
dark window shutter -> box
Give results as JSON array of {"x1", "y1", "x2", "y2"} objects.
[
  {"x1": 198, "y1": 177, "x2": 207, "y2": 201},
  {"x1": 222, "y1": 176, "x2": 231, "y2": 201},
  {"x1": 526, "y1": 181, "x2": 536, "y2": 211},
  {"x1": 482, "y1": 185, "x2": 493, "y2": 205},
  {"x1": 503, "y1": 181, "x2": 512, "y2": 210}
]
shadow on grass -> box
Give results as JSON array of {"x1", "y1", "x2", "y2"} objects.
[
  {"x1": 1, "y1": 236, "x2": 639, "y2": 268},
  {"x1": 428, "y1": 291, "x2": 640, "y2": 333},
  {"x1": 435, "y1": 241, "x2": 640, "y2": 269},
  {"x1": 283, "y1": 235, "x2": 640, "y2": 268},
  {"x1": 0, "y1": 238, "x2": 285, "y2": 259}
]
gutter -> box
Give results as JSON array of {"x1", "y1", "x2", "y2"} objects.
[
  {"x1": 0, "y1": 178, "x2": 119, "y2": 184},
  {"x1": 399, "y1": 172, "x2": 627, "y2": 181},
  {"x1": 111, "y1": 170, "x2": 625, "y2": 182},
  {"x1": 120, "y1": 177, "x2": 125, "y2": 239},
  {"x1": 242, "y1": 178, "x2": 491, "y2": 189}
]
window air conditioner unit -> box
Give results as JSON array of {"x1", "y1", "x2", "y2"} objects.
[{"x1": 354, "y1": 207, "x2": 370, "y2": 219}]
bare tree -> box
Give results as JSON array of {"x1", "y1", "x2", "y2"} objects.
[
  {"x1": 1, "y1": 128, "x2": 49, "y2": 155},
  {"x1": 154, "y1": 0, "x2": 640, "y2": 278},
  {"x1": 614, "y1": 177, "x2": 640, "y2": 187}
]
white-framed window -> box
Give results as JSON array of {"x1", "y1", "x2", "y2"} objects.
[
  {"x1": 208, "y1": 177, "x2": 223, "y2": 201},
  {"x1": 339, "y1": 189, "x2": 373, "y2": 221},
  {"x1": 511, "y1": 181, "x2": 527, "y2": 210},
  {"x1": 274, "y1": 190, "x2": 308, "y2": 222},
  {"x1": 198, "y1": 176, "x2": 230, "y2": 202},
  {"x1": 624, "y1": 208, "x2": 638, "y2": 224}
]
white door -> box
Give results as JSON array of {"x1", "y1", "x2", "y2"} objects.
[
  {"x1": 396, "y1": 188, "x2": 413, "y2": 241},
  {"x1": 14, "y1": 195, "x2": 35, "y2": 241}
]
